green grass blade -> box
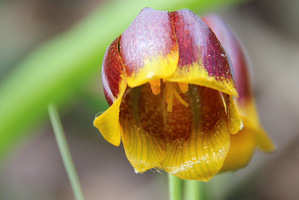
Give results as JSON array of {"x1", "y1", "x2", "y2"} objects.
[{"x1": 48, "y1": 103, "x2": 85, "y2": 200}]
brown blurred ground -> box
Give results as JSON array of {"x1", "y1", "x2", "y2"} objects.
[{"x1": 0, "y1": 0, "x2": 299, "y2": 199}]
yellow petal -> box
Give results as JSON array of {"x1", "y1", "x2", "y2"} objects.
[
  {"x1": 237, "y1": 99, "x2": 275, "y2": 152},
  {"x1": 93, "y1": 82, "x2": 126, "y2": 147},
  {"x1": 220, "y1": 127, "x2": 256, "y2": 172},
  {"x1": 255, "y1": 126, "x2": 274, "y2": 152},
  {"x1": 121, "y1": 119, "x2": 166, "y2": 172},
  {"x1": 221, "y1": 99, "x2": 274, "y2": 172},
  {"x1": 161, "y1": 85, "x2": 231, "y2": 181},
  {"x1": 119, "y1": 84, "x2": 166, "y2": 172}
]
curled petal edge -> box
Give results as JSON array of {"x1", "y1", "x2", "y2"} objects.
[{"x1": 93, "y1": 80, "x2": 127, "y2": 146}]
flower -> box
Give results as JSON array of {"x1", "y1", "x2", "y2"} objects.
[{"x1": 93, "y1": 8, "x2": 274, "y2": 181}]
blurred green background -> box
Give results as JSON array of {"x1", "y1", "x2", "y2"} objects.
[{"x1": 0, "y1": 0, "x2": 298, "y2": 199}]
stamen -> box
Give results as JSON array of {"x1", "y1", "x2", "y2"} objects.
[
  {"x1": 165, "y1": 82, "x2": 189, "y2": 112},
  {"x1": 149, "y1": 79, "x2": 161, "y2": 95},
  {"x1": 165, "y1": 82, "x2": 174, "y2": 112},
  {"x1": 219, "y1": 92, "x2": 227, "y2": 114},
  {"x1": 166, "y1": 91, "x2": 174, "y2": 112},
  {"x1": 178, "y1": 83, "x2": 189, "y2": 94},
  {"x1": 173, "y1": 91, "x2": 189, "y2": 107}
]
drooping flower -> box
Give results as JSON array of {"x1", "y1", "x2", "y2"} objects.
[{"x1": 93, "y1": 8, "x2": 274, "y2": 181}]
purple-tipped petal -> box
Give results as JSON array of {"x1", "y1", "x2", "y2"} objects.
[
  {"x1": 203, "y1": 15, "x2": 251, "y2": 105},
  {"x1": 120, "y1": 8, "x2": 179, "y2": 88},
  {"x1": 166, "y1": 10, "x2": 238, "y2": 97},
  {"x1": 203, "y1": 15, "x2": 275, "y2": 159}
]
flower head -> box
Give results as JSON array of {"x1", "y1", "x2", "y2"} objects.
[{"x1": 94, "y1": 8, "x2": 274, "y2": 181}]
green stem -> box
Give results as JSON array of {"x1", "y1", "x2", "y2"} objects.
[
  {"x1": 48, "y1": 103, "x2": 85, "y2": 200},
  {"x1": 168, "y1": 174, "x2": 182, "y2": 200},
  {"x1": 184, "y1": 180, "x2": 203, "y2": 200}
]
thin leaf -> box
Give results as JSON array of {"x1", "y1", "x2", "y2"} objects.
[{"x1": 48, "y1": 103, "x2": 85, "y2": 200}]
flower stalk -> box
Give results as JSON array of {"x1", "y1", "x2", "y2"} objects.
[
  {"x1": 184, "y1": 180, "x2": 203, "y2": 200},
  {"x1": 168, "y1": 174, "x2": 182, "y2": 200}
]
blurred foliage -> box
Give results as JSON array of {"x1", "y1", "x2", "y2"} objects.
[{"x1": 0, "y1": 0, "x2": 247, "y2": 161}]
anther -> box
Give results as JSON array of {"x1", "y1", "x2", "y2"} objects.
[{"x1": 149, "y1": 79, "x2": 161, "y2": 95}]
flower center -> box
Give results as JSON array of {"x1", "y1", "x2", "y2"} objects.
[{"x1": 149, "y1": 80, "x2": 189, "y2": 112}]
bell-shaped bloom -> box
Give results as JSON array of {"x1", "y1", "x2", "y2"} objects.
[
  {"x1": 202, "y1": 15, "x2": 274, "y2": 172},
  {"x1": 93, "y1": 8, "x2": 273, "y2": 181}
]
